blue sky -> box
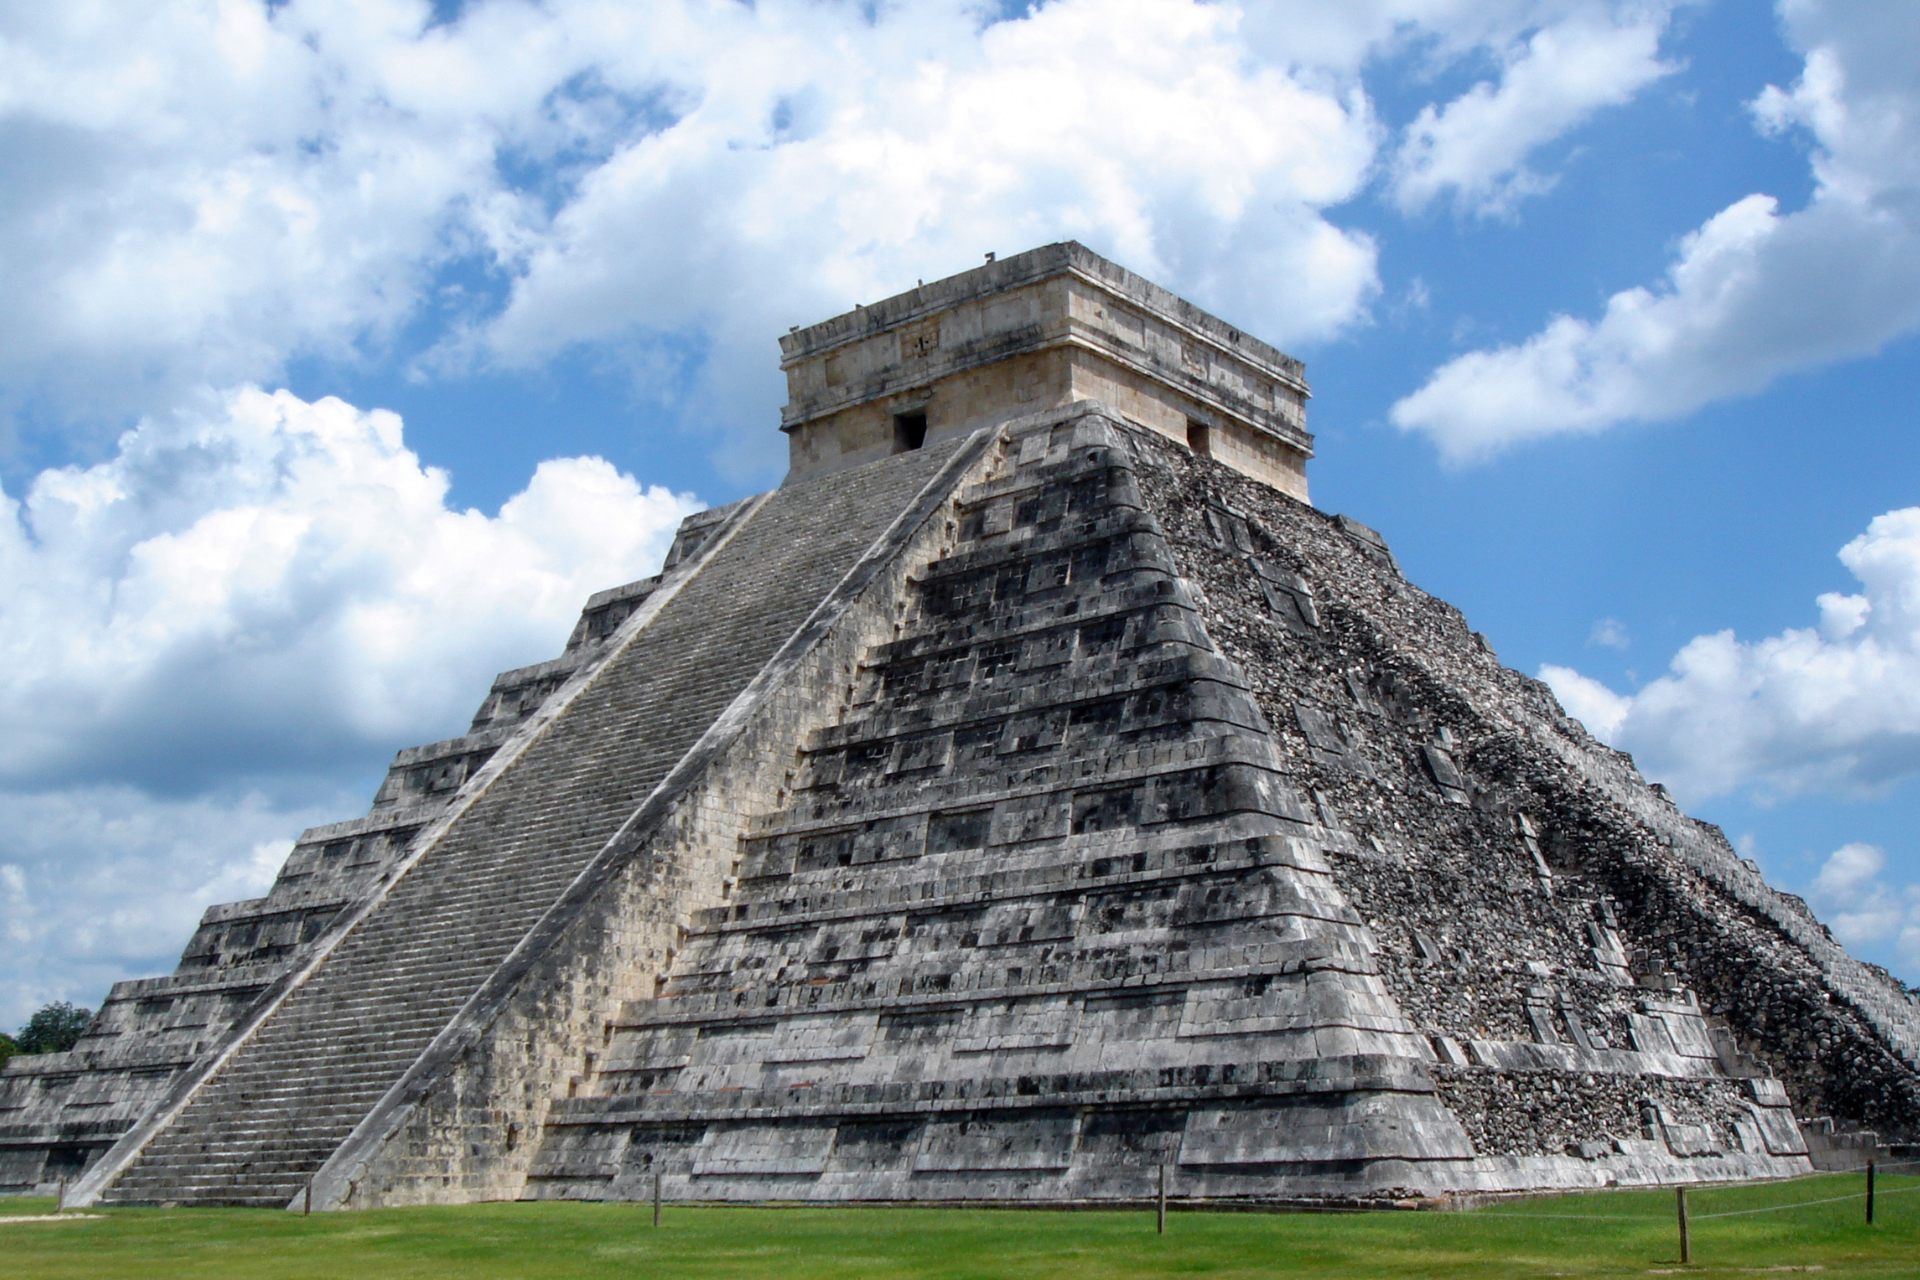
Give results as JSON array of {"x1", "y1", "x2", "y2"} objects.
[{"x1": 2, "y1": 0, "x2": 1918, "y2": 1026}]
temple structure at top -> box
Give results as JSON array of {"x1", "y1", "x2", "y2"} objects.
[{"x1": 779, "y1": 242, "x2": 1312, "y2": 499}]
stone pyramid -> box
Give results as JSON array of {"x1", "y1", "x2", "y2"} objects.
[{"x1": 9, "y1": 243, "x2": 1916, "y2": 1209}]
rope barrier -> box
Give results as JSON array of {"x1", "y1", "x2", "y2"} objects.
[
  {"x1": 1691, "y1": 1190, "x2": 1870, "y2": 1219},
  {"x1": 1469, "y1": 1195, "x2": 1886, "y2": 1223},
  {"x1": 1828, "y1": 1156, "x2": 1920, "y2": 1174},
  {"x1": 1470, "y1": 1169, "x2": 1920, "y2": 1223},
  {"x1": 1458, "y1": 1213, "x2": 1721, "y2": 1224},
  {"x1": 1687, "y1": 1156, "x2": 1920, "y2": 1183}
]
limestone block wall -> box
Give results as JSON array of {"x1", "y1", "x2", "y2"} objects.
[
  {"x1": 0, "y1": 552, "x2": 685, "y2": 1196},
  {"x1": 779, "y1": 243, "x2": 1312, "y2": 497},
  {"x1": 525, "y1": 411, "x2": 1839, "y2": 1207},
  {"x1": 466, "y1": 653, "x2": 600, "y2": 735},
  {"x1": 783, "y1": 349, "x2": 1073, "y2": 480},
  {"x1": 19, "y1": 510, "x2": 735, "y2": 1200},
  {"x1": 0, "y1": 806, "x2": 433, "y2": 1194},
  {"x1": 1124, "y1": 432, "x2": 1919, "y2": 1156},
  {"x1": 70, "y1": 433, "x2": 981, "y2": 1209},
  {"x1": 781, "y1": 270, "x2": 1070, "y2": 429},
  {"x1": 1061, "y1": 348, "x2": 1307, "y2": 500},
  {"x1": 29, "y1": 402, "x2": 1910, "y2": 1208},
  {"x1": 529, "y1": 409, "x2": 1485, "y2": 1206},
  {"x1": 68, "y1": 504, "x2": 757, "y2": 1207},
  {"x1": 325, "y1": 427, "x2": 1005, "y2": 1208}
]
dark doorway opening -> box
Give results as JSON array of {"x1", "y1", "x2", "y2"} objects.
[
  {"x1": 42, "y1": 1145, "x2": 95, "y2": 1182},
  {"x1": 1186, "y1": 419, "x2": 1212, "y2": 457},
  {"x1": 894, "y1": 411, "x2": 928, "y2": 453}
]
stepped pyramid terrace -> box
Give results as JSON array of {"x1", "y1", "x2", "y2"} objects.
[{"x1": 4, "y1": 242, "x2": 1916, "y2": 1209}]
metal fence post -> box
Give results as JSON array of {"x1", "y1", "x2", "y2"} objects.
[
  {"x1": 1867, "y1": 1160, "x2": 1875, "y2": 1225},
  {"x1": 1157, "y1": 1162, "x2": 1167, "y2": 1235},
  {"x1": 653, "y1": 1170, "x2": 662, "y2": 1228},
  {"x1": 1677, "y1": 1187, "x2": 1690, "y2": 1264}
]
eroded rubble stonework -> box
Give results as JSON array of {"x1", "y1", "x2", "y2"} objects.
[{"x1": 7, "y1": 244, "x2": 1917, "y2": 1208}]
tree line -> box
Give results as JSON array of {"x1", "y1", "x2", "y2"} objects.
[{"x1": 0, "y1": 1002, "x2": 94, "y2": 1067}]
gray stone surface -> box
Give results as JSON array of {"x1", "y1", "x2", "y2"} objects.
[
  {"x1": 1125, "y1": 426, "x2": 1919, "y2": 1176},
  {"x1": 22, "y1": 249, "x2": 1920, "y2": 1209},
  {"x1": 515, "y1": 410, "x2": 1860, "y2": 1205},
  {"x1": 59, "y1": 437, "x2": 964, "y2": 1208},
  {"x1": 0, "y1": 541, "x2": 693, "y2": 1196},
  {"x1": 779, "y1": 243, "x2": 1313, "y2": 497},
  {"x1": 526, "y1": 412, "x2": 1472, "y2": 1204}
]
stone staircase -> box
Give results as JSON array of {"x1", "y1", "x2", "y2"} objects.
[
  {"x1": 91, "y1": 443, "x2": 962, "y2": 1206},
  {"x1": 3, "y1": 539, "x2": 690, "y2": 1193},
  {"x1": 528, "y1": 411, "x2": 1476, "y2": 1203},
  {"x1": 1799, "y1": 1117, "x2": 1920, "y2": 1171}
]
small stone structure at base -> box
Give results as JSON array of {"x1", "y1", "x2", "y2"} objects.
[{"x1": 5, "y1": 244, "x2": 1916, "y2": 1208}]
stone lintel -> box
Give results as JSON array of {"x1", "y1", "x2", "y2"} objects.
[{"x1": 778, "y1": 242, "x2": 1312, "y2": 498}]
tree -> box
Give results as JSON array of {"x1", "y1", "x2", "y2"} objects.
[
  {"x1": 16, "y1": 1002, "x2": 93, "y2": 1055},
  {"x1": 0, "y1": 1032, "x2": 16, "y2": 1069}
]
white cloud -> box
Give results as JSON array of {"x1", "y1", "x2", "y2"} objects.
[
  {"x1": 1392, "y1": 0, "x2": 1920, "y2": 461},
  {"x1": 0, "y1": 785, "x2": 346, "y2": 1029},
  {"x1": 0, "y1": 0, "x2": 1385, "y2": 467},
  {"x1": 0, "y1": 0, "x2": 522, "y2": 424},
  {"x1": 1539, "y1": 507, "x2": 1920, "y2": 804},
  {"x1": 1391, "y1": 3, "x2": 1678, "y2": 216},
  {"x1": 0, "y1": 0, "x2": 1687, "y2": 475},
  {"x1": 0, "y1": 384, "x2": 697, "y2": 1020},
  {"x1": 0, "y1": 386, "x2": 698, "y2": 792},
  {"x1": 1539, "y1": 661, "x2": 1631, "y2": 739},
  {"x1": 458, "y1": 0, "x2": 1391, "y2": 471},
  {"x1": 1588, "y1": 616, "x2": 1631, "y2": 649},
  {"x1": 1808, "y1": 842, "x2": 1920, "y2": 974}
]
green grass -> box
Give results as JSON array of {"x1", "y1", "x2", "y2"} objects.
[{"x1": 2, "y1": 1173, "x2": 1914, "y2": 1279}]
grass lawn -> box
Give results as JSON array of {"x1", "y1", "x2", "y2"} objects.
[{"x1": 1, "y1": 1172, "x2": 1913, "y2": 1279}]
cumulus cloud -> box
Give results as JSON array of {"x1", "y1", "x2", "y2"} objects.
[
  {"x1": 1392, "y1": 0, "x2": 1920, "y2": 461},
  {"x1": 0, "y1": 0, "x2": 1688, "y2": 475},
  {"x1": 1539, "y1": 507, "x2": 1920, "y2": 804},
  {"x1": 0, "y1": 1, "x2": 516, "y2": 423},
  {"x1": 1539, "y1": 661, "x2": 1631, "y2": 739},
  {"x1": 0, "y1": 0, "x2": 1378, "y2": 462},
  {"x1": 1808, "y1": 842, "x2": 1920, "y2": 973},
  {"x1": 1391, "y1": 3, "x2": 1678, "y2": 216},
  {"x1": 429, "y1": 0, "x2": 1395, "y2": 470},
  {"x1": 1588, "y1": 616, "x2": 1631, "y2": 649},
  {"x1": 0, "y1": 386, "x2": 697, "y2": 1020},
  {"x1": 0, "y1": 785, "x2": 348, "y2": 1028},
  {"x1": 0, "y1": 386, "x2": 698, "y2": 792}
]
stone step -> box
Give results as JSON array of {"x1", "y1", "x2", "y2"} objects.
[{"x1": 96, "y1": 446, "x2": 960, "y2": 1204}]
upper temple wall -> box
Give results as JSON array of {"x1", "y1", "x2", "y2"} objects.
[{"x1": 778, "y1": 242, "x2": 1313, "y2": 500}]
